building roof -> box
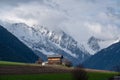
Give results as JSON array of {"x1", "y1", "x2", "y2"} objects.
[{"x1": 47, "y1": 54, "x2": 63, "y2": 58}]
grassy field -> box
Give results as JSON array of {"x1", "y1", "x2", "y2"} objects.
[
  {"x1": 0, "y1": 73, "x2": 73, "y2": 80},
  {"x1": 0, "y1": 61, "x2": 119, "y2": 80},
  {"x1": 0, "y1": 61, "x2": 41, "y2": 66},
  {"x1": 88, "y1": 71, "x2": 117, "y2": 80},
  {"x1": 0, "y1": 72, "x2": 118, "y2": 80},
  {"x1": 0, "y1": 61, "x2": 27, "y2": 66}
]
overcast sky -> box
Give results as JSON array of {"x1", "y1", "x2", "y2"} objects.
[{"x1": 0, "y1": 0, "x2": 120, "y2": 43}]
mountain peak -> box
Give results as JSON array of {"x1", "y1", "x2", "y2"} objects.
[
  {"x1": 87, "y1": 36, "x2": 120, "y2": 54},
  {"x1": 87, "y1": 36, "x2": 101, "y2": 52}
]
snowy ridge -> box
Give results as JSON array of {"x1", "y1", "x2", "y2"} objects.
[
  {"x1": 87, "y1": 36, "x2": 120, "y2": 54},
  {"x1": 2, "y1": 22, "x2": 90, "y2": 66}
]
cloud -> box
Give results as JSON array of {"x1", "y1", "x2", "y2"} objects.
[
  {"x1": 0, "y1": 0, "x2": 120, "y2": 43},
  {"x1": 85, "y1": 22, "x2": 120, "y2": 39},
  {"x1": 0, "y1": 0, "x2": 67, "y2": 30}
]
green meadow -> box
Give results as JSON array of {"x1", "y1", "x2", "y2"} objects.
[
  {"x1": 0, "y1": 72, "x2": 118, "y2": 80},
  {"x1": 0, "y1": 61, "x2": 27, "y2": 66}
]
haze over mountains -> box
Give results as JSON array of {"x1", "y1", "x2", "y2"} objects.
[
  {"x1": 0, "y1": 0, "x2": 120, "y2": 70},
  {"x1": 0, "y1": 0, "x2": 120, "y2": 55}
]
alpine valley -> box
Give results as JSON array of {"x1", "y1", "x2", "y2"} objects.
[
  {"x1": 0, "y1": 0, "x2": 120, "y2": 76},
  {"x1": 1, "y1": 20, "x2": 120, "y2": 68},
  {"x1": 1, "y1": 22, "x2": 91, "y2": 66}
]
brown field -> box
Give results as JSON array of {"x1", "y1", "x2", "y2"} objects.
[
  {"x1": 0, "y1": 65, "x2": 73, "y2": 75},
  {"x1": 0, "y1": 65, "x2": 115, "y2": 75},
  {"x1": 0, "y1": 64, "x2": 118, "y2": 80}
]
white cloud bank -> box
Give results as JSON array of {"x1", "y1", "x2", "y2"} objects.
[{"x1": 0, "y1": 0, "x2": 120, "y2": 43}]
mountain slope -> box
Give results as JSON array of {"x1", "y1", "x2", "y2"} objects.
[
  {"x1": 0, "y1": 25, "x2": 38, "y2": 63},
  {"x1": 83, "y1": 41, "x2": 120, "y2": 71},
  {"x1": 2, "y1": 23, "x2": 90, "y2": 66}
]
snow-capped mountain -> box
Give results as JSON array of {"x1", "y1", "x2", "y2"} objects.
[
  {"x1": 2, "y1": 22, "x2": 90, "y2": 66},
  {"x1": 87, "y1": 36, "x2": 120, "y2": 54}
]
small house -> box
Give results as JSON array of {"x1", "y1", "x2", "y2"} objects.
[{"x1": 47, "y1": 54, "x2": 63, "y2": 65}]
